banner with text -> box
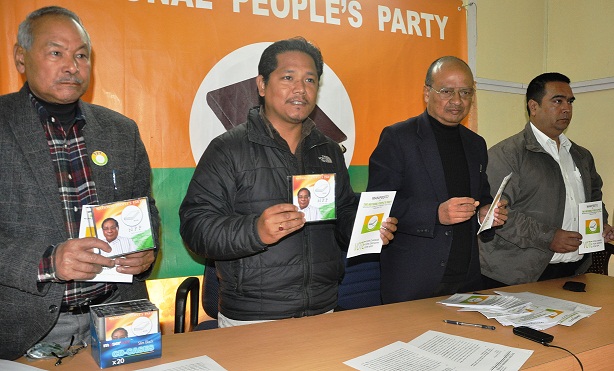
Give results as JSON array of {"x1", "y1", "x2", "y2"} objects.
[{"x1": 1, "y1": 0, "x2": 467, "y2": 281}]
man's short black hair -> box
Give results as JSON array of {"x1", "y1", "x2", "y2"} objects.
[
  {"x1": 526, "y1": 72, "x2": 571, "y2": 116},
  {"x1": 298, "y1": 187, "x2": 310, "y2": 197},
  {"x1": 102, "y1": 218, "x2": 119, "y2": 228},
  {"x1": 258, "y1": 36, "x2": 323, "y2": 84}
]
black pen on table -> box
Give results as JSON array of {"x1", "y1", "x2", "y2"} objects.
[{"x1": 443, "y1": 319, "x2": 496, "y2": 330}]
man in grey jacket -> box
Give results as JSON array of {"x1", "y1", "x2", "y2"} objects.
[
  {"x1": 0, "y1": 6, "x2": 158, "y2": 360},
  {"x1": 480, "y1": 72, "x2": 612, "y2": 287}
]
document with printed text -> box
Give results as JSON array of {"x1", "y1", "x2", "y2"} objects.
[
  {"x1": 578, "y1": 201, "x2": 604, "y2": 254},
  {"x1": 346, "y1": 191, "x2": 396, "y2": 258},
  {"x1": 344, "y1": 331, "x2": 532, "y2": 371}
]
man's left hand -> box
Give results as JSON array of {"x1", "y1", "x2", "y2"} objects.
[
  {"x1": 478, "y1": 199, "x2": 508, "y2": 226},
  {"x1": 379, "y1": 217, "x2": 398, "y2": 245},
  {"x1": 115, "y1": 250, "x2": 155, "y2": 275},
  {"x1": 603, "y1": 223, "x2": 614, "y2": 243}
]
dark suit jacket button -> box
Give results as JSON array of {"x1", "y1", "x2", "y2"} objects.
[
  {"x1": 48, "y1": 305, "x2": 58, "y2": 313},
  {"x1": 440, "y1": 261, "x2": 446, "y2": 267},
  {"x1": 445, "y1": 231, "x2": 451, "y2": 236}
]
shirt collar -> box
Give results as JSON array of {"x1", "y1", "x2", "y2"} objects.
[
  {"x1": 529, "y1": 122, "x2": 572, "y2": 152},
  {"x1": 258, "y1": 106, "x2": 315, "y2": 142}
]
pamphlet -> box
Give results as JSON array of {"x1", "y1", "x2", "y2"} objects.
[
  {"x1": 346, "y1": 191, "x2": 396, "y2": 258},
  {"x1": 288, "y1": 173, "x2": 336, "y2": 222},
  {"x1": 478, "y1": 172, "x2": 512, "y2": 234},
  {"x1": 439, "y1": 291, "x2": 600, "y2": 330},
  {"x1": 578, "y1": 201, "x2": 605, "y2": 254}
]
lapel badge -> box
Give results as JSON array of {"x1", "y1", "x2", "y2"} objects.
[{"x1": 91, "y1": 150, "x2": 108, "y2": 166}]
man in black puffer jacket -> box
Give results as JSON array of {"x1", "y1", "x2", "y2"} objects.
[{"x1": 179, "y1": 37, "x2": 397, "y2": 327}]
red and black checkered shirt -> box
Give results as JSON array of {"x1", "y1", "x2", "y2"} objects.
[{"x1": 31, "y1": 89, "x2": 116, "y2": 307}]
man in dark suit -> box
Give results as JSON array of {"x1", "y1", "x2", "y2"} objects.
[
  {"x1": 0, "y1": 6, "x2": 159, "y2": 360},
  {"x1": 367, "y1": 56, "x2": 507, "y2": 303}
]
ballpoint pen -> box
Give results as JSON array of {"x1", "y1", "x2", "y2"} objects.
[{"x1": 443, "y1": 319, "x2": 496, "y2": 330}]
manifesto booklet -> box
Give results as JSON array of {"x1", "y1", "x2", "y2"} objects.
[
  {"x1": 288, "y1": 173, "x2": 336, "y2": 222},
  {"x1": 346, "y1": 191, "x2": 396, "y2": 258},
  {"x1": 578, "y1": 201, "x2": 605, "y2": 254},
  {"x1": 91, "y1": 197, "x2": 155, "y2": 258}
]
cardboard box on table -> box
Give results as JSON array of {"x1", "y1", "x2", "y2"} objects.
[{"x1": 89, "y1": 299, "x2": 162, "y2": 368}]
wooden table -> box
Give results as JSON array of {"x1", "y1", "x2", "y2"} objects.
[{"x1": 18, "y1": 273, "x2": 614, "y2": 370}]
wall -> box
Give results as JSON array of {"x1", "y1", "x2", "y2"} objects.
[{"x1": 475, "y1": 0, "x2": 613, "y2": 221}]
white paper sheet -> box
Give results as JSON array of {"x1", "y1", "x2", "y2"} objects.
[
  {"x1": 0, "y1": 360, "x2": 46, "y2": 371},
  {"x1": 344, "y1": 331, "x2": 532, "y2": 371},
  {"x1": 578, "y1": 201, "x2": 605, "y2": 253},
  {"x1": 135, "y1": 355, "x2": 227, "y2": 371},
  {"x1": 346, "y1": 191, "x2": 396, "y2": 258},
  {"x1": 477, "y1": 172, "x2": 512, "y2": 234}
]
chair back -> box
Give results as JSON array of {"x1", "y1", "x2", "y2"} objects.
[
  {"x1": 337, "y1": 252, "x2": 382, "y2": 310},
  {"x1": 174, "y1": 276, "x2": 200, "y2": 333},
  {"x1": 586, "y1": 243, "x2": 614, "y2": 276}
]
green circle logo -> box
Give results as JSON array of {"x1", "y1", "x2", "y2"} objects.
[{"x1": 91, "y1": 150, "x2": 108, "y2": 166}]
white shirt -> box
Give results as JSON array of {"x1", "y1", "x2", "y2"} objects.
[
  {"x1": 105, "y1": 235, "x2": 138, "y2": 257},
  {"x1": 530, "y1": 123, "x2": 585, "y2": 263},
  {"x1": 300, "y1": 205, "x2": 323, "y2": 222}
]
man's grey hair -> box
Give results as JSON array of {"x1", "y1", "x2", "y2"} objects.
[{"x1": 17, "y1": 6, "x2": 91, "y2": 51}]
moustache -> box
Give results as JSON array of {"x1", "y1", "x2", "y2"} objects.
[{"x1": 56, "y1": 77, "x2": 83, "y2": 84}]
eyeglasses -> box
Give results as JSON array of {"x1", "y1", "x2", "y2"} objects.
[
  {"x1": 52, "y1": 336, "x2": 88, "y2": 366},
  {"x1": 427, "y1": 85, "x2": 475, "y2": 100},
  {"x1": 102, "y1": 226, "x2": 118, "y2": 231},
  {"x1": 25, "y1": 336, "x2": 88, "y2": 366}
]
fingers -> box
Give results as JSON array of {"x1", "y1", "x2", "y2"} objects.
[
  {"x1": 54, "y1": 238, "x2": 115, "y2": 281},
  {"x1": 491, "y1": 204, "x2": 509, "y2": 226},
  {"x1": 257, "y1": 203, "x2": 305, "y2": 245},
  {"x1": 439, "y1": 198, "x2": 478, "y2": 225},
  {"x1": 116, "y1": 250, "x2": 155, "y2": 275},
  {"x1": 549, "y1": 229, "x2": 582, "y2": 253},
  {"x1": 602, "y1": 224, "x2": 614, "y2": 243},
  {"x1": 380, "y1": 218, "x2": 398, "y2": 245}
]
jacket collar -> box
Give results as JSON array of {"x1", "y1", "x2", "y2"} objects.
[{"x1": 246, "y1": 106, "x2": 329, "y2": 150}]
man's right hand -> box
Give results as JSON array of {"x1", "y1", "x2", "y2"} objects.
[
  {"x1": 257, "y1": 203, "x2": 306, "y2": 245},
  {"x1": 549, "y1": 229, "x2": 582, "y2": 253},
  {"x1": 54, "y1": 238, "x2": 115, "y2": 281},
  {"x1": 438, "y1": 197, "x2": 479, "y2": 225}
]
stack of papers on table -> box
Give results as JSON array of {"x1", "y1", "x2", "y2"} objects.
[
  {"x1": 438, "y1": 292, "x2": 600, "y2": 330},
  {"x1": 344, "y1": 330, "x2": 532, "y2": 371}
]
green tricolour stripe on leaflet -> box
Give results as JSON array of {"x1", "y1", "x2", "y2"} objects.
[{"x1": 149, "y1": 165, "x2": 369, "y2": 279}]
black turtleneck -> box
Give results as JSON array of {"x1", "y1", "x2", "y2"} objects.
[
  {"x1": 32, "y1": 92, "x2": 78, "y2": 132},
  {"x1": 428, "y1": 114, "x2": 472, "y2": 282}
]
